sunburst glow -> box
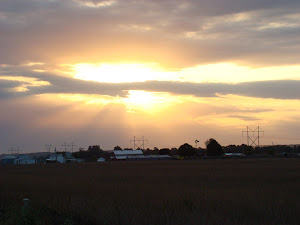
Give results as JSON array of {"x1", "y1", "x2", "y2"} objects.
[
  {"x1": 124, "y1": 90, "x2": 179, "y2": 112},
  {"x1": 72, "y1": 63, "x2": 174, "y2": 83}
]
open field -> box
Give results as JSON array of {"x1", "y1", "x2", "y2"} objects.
[{"x1": 1, "y1": 158, "x2": 300, "y2": 225}]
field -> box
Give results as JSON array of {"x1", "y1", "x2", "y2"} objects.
[{"x1": 1, "y1": 158, "x2": 300, "y2": 225}]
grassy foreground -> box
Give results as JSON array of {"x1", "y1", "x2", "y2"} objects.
[{"x1": 0, "y1": 158, "x2": 299, "y2": 225}]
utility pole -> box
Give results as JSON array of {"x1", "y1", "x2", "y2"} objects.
[
  {"x1": 242, "y1": 126, "x2": 264, "y2": 147},
  {"x1": 69, "y1": 142, "x2": 76, "y2": 152},
  {"x1": 61, "y1": 142, "x2": 68, "y2": 151},
  {"x1": 45, "y1": 144, "x2": 52, "y2": 152},
  {"x1": 130, "y1": 136, "x2": 148, "y2": 150},
  {"x1": 8, "y1": 146, "x2": 22, "y2": 155}
]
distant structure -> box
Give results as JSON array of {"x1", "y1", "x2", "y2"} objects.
[
  {"x1": 195, "y1": 140, "x2": 199, "y2": 148},
  {"x1": 8, "y1": 146, "x2": 22, "y2": 155},
  {"x1": 130, "y1": 136, "x2": 148, "y2": 150},
  {"x1": 46, "y1": 152, "x2": 76, "y2": 163},
  {"x1": 45, "y1": 144, "x2": 52, "y2": 152},
  {"x1": 14, "y1": 155, "x2": 36, "y2": 164},
  {"x1": 61, "y1": 141, "x2": 76, "y2": 152},
  {"x1": 242, "y1": 126, "x2": 264, "y2": 147},
  {"x1": 112, "y1": 149, "x2": 171, "y2": 161},
  {"x1": 113, "y1": 149, "x2": 144, "y2": 160},
  {"x1": 1, "y1": 155, "x2": 17, "y2": 165},
  {"x1": 1, "y1": 154, "x2": 36, "y2": 165}
]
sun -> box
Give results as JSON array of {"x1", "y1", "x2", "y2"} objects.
[
  {"x1": 72, "y1": 63, "x2": 170, "y2": 83},
  {"x1": 69, "y1": 63, "x2": 180, "y2": 111},
  {"x1": 123, "y1": 90, "x2": 179, "y2": 113},
  {"x1": 124, "y1": 90, "x2": 157, "y2": 108}
]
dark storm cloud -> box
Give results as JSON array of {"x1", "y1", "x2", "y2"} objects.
[{"x1": 0, "y1": 0, "x2": 299, "y2": 67}]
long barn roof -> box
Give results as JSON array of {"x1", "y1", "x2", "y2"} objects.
[{"x1": 114, "y1": 150, "x2": 143, "y2": 156}]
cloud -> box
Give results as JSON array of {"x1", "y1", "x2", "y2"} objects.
[
  {"x1": 1, "y1": 65, "x2": 300, "y2": 100},
  {"x1": 0, "y1": 0, "x2": 299, "y2": 68},
  {"x1": 227, "y1": 115, "x2": 260, "y2": 121}
]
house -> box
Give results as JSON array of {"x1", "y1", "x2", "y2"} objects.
[
  {"x1": 46, "y1": 152, "x2": 76, "y2": 163},
  {"x1": 14, "y1": 155, "x2": 36, "y2": 164},
  {"x1": 112, "y1": 150, "x2": 144, "y2": 160},
  {"x1": 47, "y1": 153, "x2": 66, "y2": 163},
  {"x1": 1, "y1": 155, "x2": 17, "y2": 165},
  {"x1": 1, "y1": 154, "x2": 36, "y2": 165}
]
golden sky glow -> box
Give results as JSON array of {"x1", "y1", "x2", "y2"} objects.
[
  {"x1": 1, "y1": 0, "x2": 300, "y2": 152},
  {"x1": 72, "y1": 63, "x2": 177, "y2": 83}
]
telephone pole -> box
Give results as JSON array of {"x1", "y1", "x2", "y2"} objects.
[{"x1": 242, "y1": 126, "x2": 264, "y2": 147}]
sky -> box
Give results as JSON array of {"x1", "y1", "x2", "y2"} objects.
[{"x1": 1, "y1": 0, "x2": 300, "y2": 153}]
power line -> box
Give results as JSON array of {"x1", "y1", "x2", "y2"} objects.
[
  {"x1": 45, "y1": 144, "x2": 52, "y2": 152},
  {"x1": 130, "y1": 136, "x2": 148, "y2": 150},
  {"x1": 8, "y1": 146, "x2": 22, "y2": 155},
  {"x1": 242, "y1": 126, "x2": 264, "y2": 147},
  {"x1": 61, "y1": 142, "x2": 68, "y2": 151}
]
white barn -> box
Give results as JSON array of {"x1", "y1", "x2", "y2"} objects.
[
  {"x1": 15, "y1": 155, "x2": 36, "y2": 164},
  {"x1": 46, "y1": 152, "x2": 76, "y2": 163},
  {"x1": 113, "y1": 150, "x2": 144, "y2": 160},
  {"x1": 48, "y1": 153, "x2": 66, "y2": 163}
]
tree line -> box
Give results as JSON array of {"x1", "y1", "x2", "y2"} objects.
[{"x1": 70, "y1": 139, "x2": 300, "y2": 162}]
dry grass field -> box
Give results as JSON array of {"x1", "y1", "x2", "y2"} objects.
[{"x1": 1, "y1": 158, "x2": 300, "y2": 225}]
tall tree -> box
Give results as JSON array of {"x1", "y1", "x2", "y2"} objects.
[{"x1": 205, "y1": 138, "x2": 223, "y2": 156}]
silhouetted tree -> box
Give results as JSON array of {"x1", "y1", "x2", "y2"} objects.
[
  {"x1": 240, "y1": 144, "x2": 254, "y2": 155},
  {"x1": 194, "y1": 147, "x2": 205, "y2": 157},
  {"x1": 205, "y1": 138, "x2": 223, "y2": 156},
  {"x1": 178, "y1": 143, "x2": 195, "y2": 157},
  {"x1": 114, "y1": 146, "x2": 122, "y2": 150},
  {"x1": 73, "y1": 145, "x2": 109, "y2": 162},
  {"x1": 153, "y1": 147, "x2": 160, "y2": 155},
  {"x1": 170, "y1": 148, "x2": 178, "y2": 156},
  {"x1": 159, "y1": 148, "x2": 170, "y2": 155},
  {"x1": 88, "y1": 145, "x2": 101, "y2": 151}
]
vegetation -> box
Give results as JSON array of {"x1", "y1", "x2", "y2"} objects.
[
  {"x1": 205, "y1": 138, "x2": 223, "y2": 156},
  {"x1": 177, "y1": 143, "x2": 196, "y2": 157},
  {"x1": 73, "y1": 145, "x2": 111, "y2": 162},
  {"x1": 1, "y1": 159, "x2": 299, "y2": 225}
]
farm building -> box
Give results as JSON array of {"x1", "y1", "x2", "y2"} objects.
[
  {"x1": 46, "y1": 152, "x2": 76, "y2": 163},
  {"x1": 14, "y1": 155, "x2": 36, "y2": 164},
  {"x1": 112, "y1": 150, "x2": 171, "y2": 161},
  {"x1": 47, "y1": 153, "x2": 66, "y2": 163},
  {"x1": 97, "y1": 157, "x2": 105, "y2": 162},
  {"x1": 224, "y1": 153, "x2": 246, "y2": 158},
  {"x1": 1, "y1": 155, "x2": 17, "y2": 165},
  {"x1": 127, "y1": 155, "x2": 171, "y2": 161},
  {"x1": 113, "y1": 150, "x2": 144, "y2": 160},
  {"x1": 1, "y1": 154, "x2": 36, "y2": 165}
]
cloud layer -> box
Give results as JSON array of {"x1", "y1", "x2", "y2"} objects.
[
  {"x1": 1, "y1": 66, "x2": 300, "y2": 100},
  {"x1": 1, "y1": 0, "x2": 300, "y2": 68}
]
